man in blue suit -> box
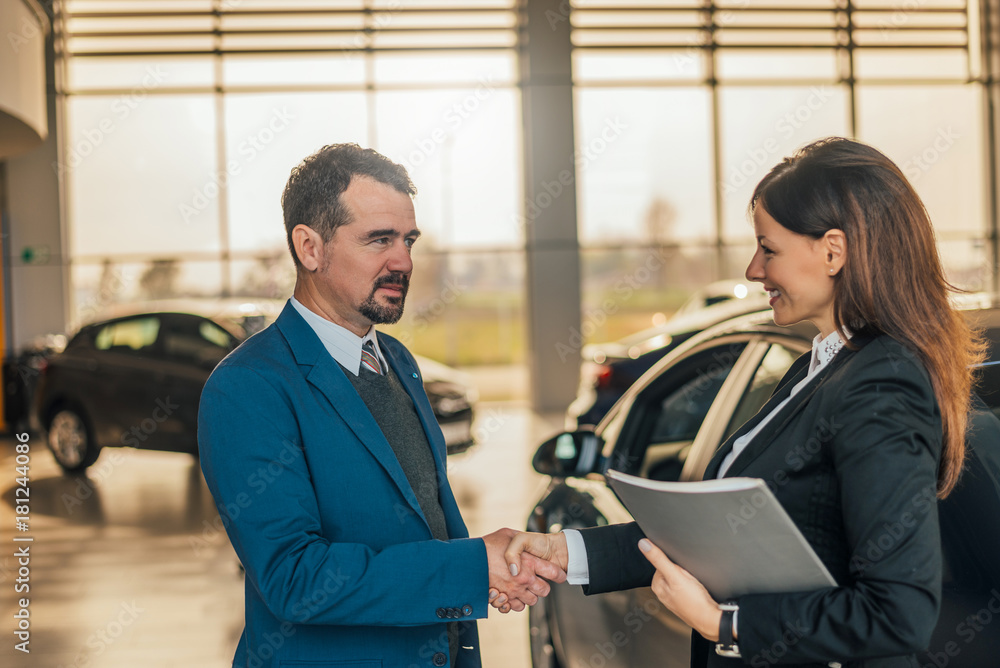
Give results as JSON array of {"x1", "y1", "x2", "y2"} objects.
[{"x1": 198, "y1": 143, "x2": 562, "y2": 668}]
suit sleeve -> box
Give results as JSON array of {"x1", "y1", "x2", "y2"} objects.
[
  {"x1": 736, "y1": 343, "x2": 943, "y2": 664},
  {"x1": 198, "y1": 362, "x2": 489, "y2": 627},
  {"x1": 577, "y1": 522, "x2": 655, "y2": 594}
]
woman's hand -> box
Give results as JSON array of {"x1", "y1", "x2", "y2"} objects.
[
  {"x1": 505, "y1": 531, "x2": 569, "y2": 576},
  {"x1": 638, "y1": 538, "x2": 724, "y2": 642}
]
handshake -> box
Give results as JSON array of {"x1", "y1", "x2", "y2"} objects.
[
  {"x1": 482, "y1": 529, "x2": 569, "y2": 614},
  {"x1": 481, "y1": 527, "x2": 724, "y2": 642}
]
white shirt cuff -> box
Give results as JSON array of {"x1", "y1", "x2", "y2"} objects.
[{"x1": 562, "y1": 529, "x2": 591, "y2": 585}]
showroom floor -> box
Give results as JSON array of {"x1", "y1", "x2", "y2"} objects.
[{"x1": 0, "y1": 402, "x2": 564, "y2": 668}]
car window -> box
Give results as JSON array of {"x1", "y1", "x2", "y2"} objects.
[
  {"x1": 93, "y1": 317, "x2": 160, "y2": 355},
  {"x1": 724, "y1": 343, "x2": 801, "y2": 440},
  {"x1": 162, "y1": 320, "x2": 234, "y2": 366},
  {"x1": 609, "y1": 342, "x2": 747, "y2": 481}
]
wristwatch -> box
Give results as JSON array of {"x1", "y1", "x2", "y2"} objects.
[{"x1": 716, "y1": 602, "x2": 741, "y2": 658}]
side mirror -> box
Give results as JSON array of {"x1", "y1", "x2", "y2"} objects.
[{"x1": 532, "y1": 429, "x2": 604, "y2": 478}]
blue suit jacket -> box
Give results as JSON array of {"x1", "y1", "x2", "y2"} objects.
[{"x1": 198, "y1": 301, "x2": 487, "y2": 668}]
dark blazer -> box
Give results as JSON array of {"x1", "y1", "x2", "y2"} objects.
[
  {"x1": 580, "y1": 333, "x2": 943, "y2": 668},
  {"x1": 198, "y1": 301, "x2": 486, "y2": 668}
]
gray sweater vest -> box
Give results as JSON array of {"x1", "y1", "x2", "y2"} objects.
[{"x1": 342, "y1": 363, "x2": 450, "y2": 541}]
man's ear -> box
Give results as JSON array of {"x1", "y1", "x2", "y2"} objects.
[
  {"x1": 292, "y1": 224, "x2": 324, "y2": 272},
  {"x1": 823, "y1": 229, "x2": 847, "y2": 275}
]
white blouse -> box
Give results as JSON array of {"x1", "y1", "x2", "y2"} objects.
[{"x1": 716, "y1": 329, "x2": 847, "y2": 478}]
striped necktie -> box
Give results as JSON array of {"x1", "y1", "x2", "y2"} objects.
[{"x1": 361, "y1": 339, "x2": 383, "y2": 375}]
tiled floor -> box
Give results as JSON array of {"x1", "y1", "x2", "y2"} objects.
[{"x1": 0, "y1": 402, "x2": 564, "y2": 668}]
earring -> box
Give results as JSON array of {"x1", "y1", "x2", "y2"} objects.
[{"x1": 829, "y1": 269, "x2": 834, "y2": 274}]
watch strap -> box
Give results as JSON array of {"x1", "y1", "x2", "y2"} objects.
[{"x1": 716, "y1": 602, "x2": 741, "y2": 658}]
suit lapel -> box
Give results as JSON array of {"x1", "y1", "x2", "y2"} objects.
[
  {"x1": 706, "y1": 335, "x2": 867, "y2": 479},
  {"x1": 275, "y1": 303, "x2": 430, "y2": 530},
  {"x1": 703, "y1": 356, "x2": 809, "y2": 479},
  {"x1": 720, "y1": 366, "x2": 828, "y2": 478},
  {"x1": 381, "y1": 339, "x2": 470, "y2": 540},
  {"x1": 381, "y1": 343, "x2": 449, "y2": 473}
]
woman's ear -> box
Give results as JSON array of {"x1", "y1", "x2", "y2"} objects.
[
  {"x1": 292, "y1": 224, "x2": 323, "y2": 272},
  {"x1": 823, "y1": 229, "x2": 847, "y2": 276}
]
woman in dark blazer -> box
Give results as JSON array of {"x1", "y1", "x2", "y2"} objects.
[{"x1": 495, "y1": 138, "x2": 985, "y2": 667}]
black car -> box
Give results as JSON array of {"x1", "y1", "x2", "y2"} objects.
[
  {"x1": 566, "y1": 287, "x2": 770, "y2": 429},
  {"x1": 33, "y1": 310, "x2": 477, "y2": 472},
  {"x1": 527, "y1": 308, "x2": 1000, "y2": 668}
]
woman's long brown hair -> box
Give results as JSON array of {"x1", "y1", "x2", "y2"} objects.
[{"x1": 750, "y1": 137, "x2": 985, "y2": 497}]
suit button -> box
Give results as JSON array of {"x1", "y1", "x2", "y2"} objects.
[
  {"x1": 436, "y1": 608, "x2": 446, "y2": 618},
  {"x1": 461, "y1": 604, "x2": 473, "y2": 616},
  {"x1": 432, "y1": 651, "x2": 447, "y2": 666},
  {"x1": 449, "y1": 608, "x2": 460, "y2": 618}
]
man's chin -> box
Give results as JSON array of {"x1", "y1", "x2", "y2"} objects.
[{"x1": 359, "y1": 301, "x2": 405, "y2": 325}]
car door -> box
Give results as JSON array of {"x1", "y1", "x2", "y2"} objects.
[
  {"x1": 155, "y1": 314, "x2": 239, "y2": 453},
  {"x1": 87, "y1": 315, "x2": 167, "y2": 449},
  {"x1": 534, "y1": 339, "x2": 753, "y2": 668},
  {"x1": 624, "y1": 337, "x2": 809, "y2": 668}
]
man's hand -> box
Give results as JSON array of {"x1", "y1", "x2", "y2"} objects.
[
  {"x1": 488, "y1": 531, "x2": 570, "y2": 613},
  {"x1": 483, "y1": 529, "x2": 566, "y2": 613}
]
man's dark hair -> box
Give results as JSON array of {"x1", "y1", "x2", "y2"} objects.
[{"x1": 281, "y1": 143, "x2": 416, "y2": 270}]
